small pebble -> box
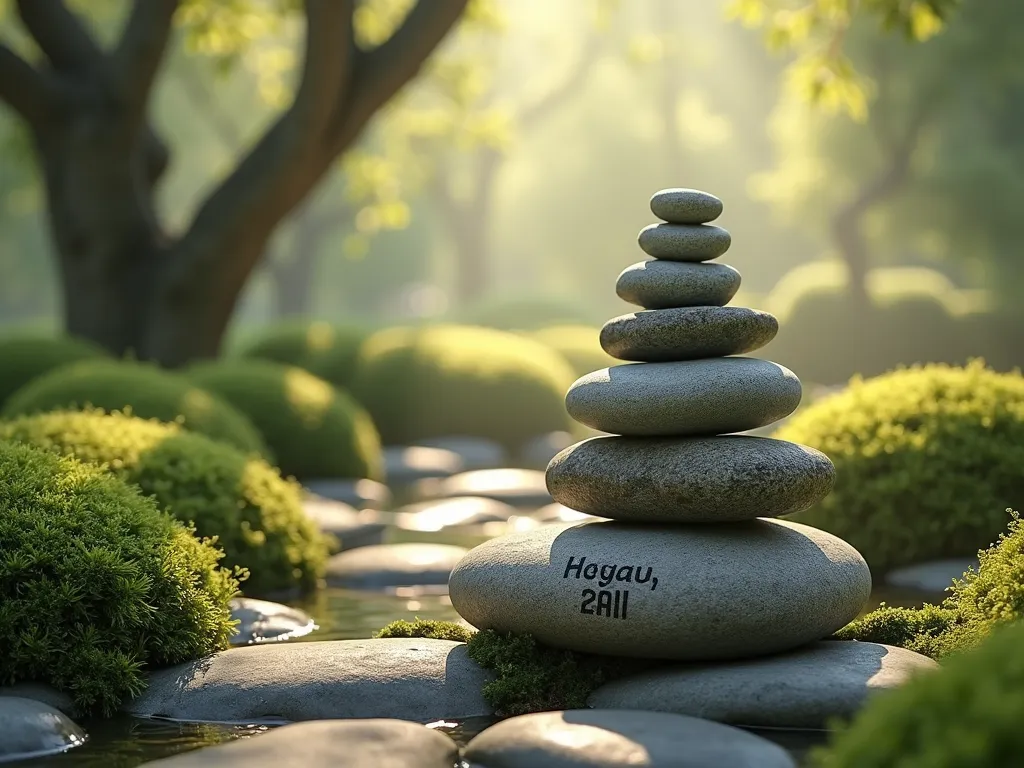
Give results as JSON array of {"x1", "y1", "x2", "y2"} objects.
[
  {"x1": 638, "y1": 223, "x2": 731, "y2": 261},
  {"x1": 650, "y1": 188, "x2": 724, "y2": 224}
]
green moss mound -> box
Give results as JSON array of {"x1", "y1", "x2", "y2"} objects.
[
  {"x1": 528, "y1": 325, "x2": 616, "y2": 376},
  {"x1": 374, "y1": 619, "x2": 649, "y2": 716},
  {"x1": 0, "y1": 410, "x2": 328, "y2": 596},
  {"x1": 350, "y1": 325, "x2": 576, "y2": 452},
  {"x1": 0, "y1": 334, "x2": 108, "y2": 410},
  {"x1": 235, "y1": 321, "x2": 369, "y2": 389},
  {"x1": 813, "y1": 619, "x2": 1024, "y2": 767},
  {"x1": 1, "y1": 359, "x2": 268, "y2": 457},
  {"x1": 189, "y1": 360, "x2": 383, "y2": 481},
  {"x1": 778, "y1": 361, "x2": 1024, "y2": 571},
  {"x1": 838, "y1": 509, "x2": 1024, "y2": 658},
  {"x1": 0, "y1": 441, "x2": 238, "y2": 716}
]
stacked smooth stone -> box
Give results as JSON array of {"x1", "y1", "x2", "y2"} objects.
[{"x1": 449, "y1": 189, "x2": 936, "y2": 730}]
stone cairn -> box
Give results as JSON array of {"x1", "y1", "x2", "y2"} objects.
[{"x1": 449, "y1": 189, "x2": 934, "y2": 727}]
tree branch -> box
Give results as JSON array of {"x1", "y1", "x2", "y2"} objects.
[
  {"x1": 111, "y1": 0, "x2": 180, "y2": 132},
  {"x1": 0, "y1": 42, "x2": 55, "y2": 127},
  {"x1": 15, "y1": 0, "x2": 100, "y2": 73},
  {"x1": 175, "y1": 58, "x2": 243, "y2": 150},
  {"x1": 331, "y1": 0, "x2": 468, "y2": 154}
]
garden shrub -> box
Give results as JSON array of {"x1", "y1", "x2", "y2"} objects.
[
  {"x1": 528, "y1": 325, "x2": 616, "y2": 376},
  {"x1": 778, "y1": 361, "x2": 1024, "y2": 572},
  {"x1": 0, "y1": 333, "x2": 108, "y2": 410},
  {"x1": 454, "y1": 296, "x2": 603, "y2": 332},
  {"x1": 189, "y1": 359, "x2": 383, "y2": 481},
  {"x1": 0, "y1": 410, "x2": 328, "y2": 596},
  {"x1": 1, "y1": 359, "x2": 268, "y2": 457},
  {"x1": 837, "y1": 509, "x2": 1024, "y2": 658},
  {"x1": 235, "y1": 320, "x2": 370, "y2": 389},
  {"x1": 0, "y1": 441, "x2": 238, "y2": 716},
  {"x1": 349, "y1": 324, "x2": 576, "y2": 452},
  {"x1": 812, "y1": 618, "x2": 1024, "y2": 767}
]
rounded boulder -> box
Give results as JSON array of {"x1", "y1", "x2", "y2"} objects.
[
  {"x1": 650, "y1": 188, "x2": 724, "y2": 225},
  {"x1": 637, "y1": 223, "x2": 731, "y2": 261}
]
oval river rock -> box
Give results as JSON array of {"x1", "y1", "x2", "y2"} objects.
[
  {"x1": 637, "y1": 223, "x2": 731, "y2": 261},
  {"x1": 448, "y1": 519, "x2": 872, "y2": 660},
  {"x1": 546, "y1": 435, "x2": 835, "y2": 523},
  {"x1": 600, "y1": 307, "x2": 779, "y2": 362},
  {"x1": 650, "y1": 188, "x2": 724, "y2": 225},
  {"x1": 565, "y1": 358, "x2": 802, "y2": 437},
  {"x1": 615, "y1": 261, "x2": 742, "y2": 310}
]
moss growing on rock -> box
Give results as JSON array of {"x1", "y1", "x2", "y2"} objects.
[
  {"x1": 190, "y1": 359, "x2": 383, "y2": 481},
  {"x1": 375, "y1": 618, "x2": 474, "y2": 643},
  {"x1": 812, "y1": 619, "x2": 1024, "y2": 767},
  {"x1": 0, "y1": 441, "x2": 239, "y2": 716},
  {"x1": 2, "y1": 359, "x2": 268, "y2": 457},
  {"x1": 350, "y1": 325, "x2": 576, "y2": 453},
  {"x1": 838, "y1": 509, "x2": 1024, "y2": 658},
  {"x1": 0, "y1": 410, "x2": 329, "y2": 596},
  {"x1": 778, "y1": 361, "x2": 1024, "y2": 571},
  {"x1": 235, "y1": 321, "x2": 370, "y2": 389},
  {"x1": 0, "y1": 334, "x2": 108, "y2": 410}
]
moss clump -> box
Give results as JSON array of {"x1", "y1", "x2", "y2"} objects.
[
  {"x1": 0, "y1": 441, "x2": 239, "y2": 716},
  {"x1": 0, "y1": 410, "x2": 328, "y2": 595},
  {"x1": 2, "y1": 359, "x2": 268, "y2": 457},
  {"x1": 350, "y1": 325, "x2": 576, "y2": 453},
  {"x1": 189, "y1": 359, "x2": 382, "y2": 481},
  {"x1": 235, "y1": 321, "x2": 369, "y2": 389},
  {"x1": 838, "y1": 509, "x2": 1024, "y2": 657},
  {"x1": 528, "y1": 325, "x2": 616, "y2": 376},
  {"x1": 811, "y1": 619, "x2": 1024, "y2": 767},
  {"x1": 0, "y1": 334, "x2": 108, "y2": 410},
  {"x1": 777, "y1": 361, "x2": 1024, "y2": 571},
  {"x1": 375, "y1": 618, "x2": 474, "y2": 643}
]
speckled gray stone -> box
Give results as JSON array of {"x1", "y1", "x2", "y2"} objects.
[
  {"x1": 616, "y1": 260, "x2": 742, "y2": 310},
  {"x1": 326, "y1": 543, "x2": 467, "y2": 589},
  {"x1": 638, "y1": 223, "x2": 731, "y2": 261},
  {"x1": 0, "y1": 697, "x2": 86, "y2": 762},
  {"x1": 650, "y1": 188, "x2": 724, "y2": 225},
  {"x1": 463, "y1": 709, "x2": 795, "y2": 768},
  {"x1": 588, "y1": 641, "x2": 938, "y2": 730},
  {"x1": 128, "y1": 639, "x2": 493, "y2": 722},
  {"x1": 545, "y1": 435, "x2": 834, "y2": 523},
  {"x1": 448, "y1": 519, "x2": 872, "y2": 660},
  {"x1": 145, "y1": 720, "x2": 459, "y2": 768},
  {"x1": 601, "y1": 307, "x2": 779, "y2": 362},
  {"x1": 565, "y1": 358, "x2": 802, "y2": 437}
]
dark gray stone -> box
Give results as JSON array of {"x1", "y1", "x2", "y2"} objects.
[
  {"x1": 128, "y1": 639, "x2": 493, "y2": 723},
  {"x1": 0, "y1": 697, "x2": 86, "y2": 762},
  {"x1": 650, "y1": 188, "x2": 724, "y2": 225},
  {"x1": 144, "y1": 720, "x2": 459, "y2": 767},
  {"x1": 463, "y1": 709, "x2": 795, "y2": 768},
  {"x1": 302, "y1": 479, "x2": 391, "y2": 510},
  {"x1": 448, "y1": 519, "x2": 871, "y2": 661},
  {"x1": 565, "y1": 358, "x2": 802, "y2": 437},
  {"x1": 546, "y1": 435, "x2": 834, "y2": 522},
  {"x1": 229, "y1": 597, "x2": 316, "y2": 646},
  {"x1": 615, "y1": 260, "x2": 742, "y2": 310},
  {"x1": 601, "y1": 307, "x2": 778, "y2": 362},
  {"x1": 637, "y1": 223, "x2": 731, "y2": 261},
  {"x1": 588, "y1": 641, "x2": 938, "y2": 729},
  {"x1": 325, "y1": 543, "x2": 467, "y2": 589}
]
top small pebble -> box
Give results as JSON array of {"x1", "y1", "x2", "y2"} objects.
[{"x1": 651, "y1": 188, "x2": 723, "y2": 225}]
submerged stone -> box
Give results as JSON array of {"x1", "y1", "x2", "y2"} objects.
[{"x1": 0, "y1": 697, "x2": 86, "y2": 763}]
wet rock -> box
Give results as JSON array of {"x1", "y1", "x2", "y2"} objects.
[
  {"x1": 302, "y1": 495, "x2": 387, "y2": 551},
  {"x1": 0, "y1": 697, "x2": 87, "y2": 762},
  {"x1": 229, "y1": 597, "x2": 316, "y2": 646},
  {"x1": 395, "y1": 497, "x2": 518, "y2": 533},
  {"x1": 384, "y1": 446, "x2": 464, "y2": 490},
  {"x1": 326, "y1": 543, "x2": 468, "y2": 590},
  {"x1": 413, "y1": 468, "x2": 552, "y2": 510},
  {"x1": 302, "y1": 479, "x2": 391, "y2": 511}
]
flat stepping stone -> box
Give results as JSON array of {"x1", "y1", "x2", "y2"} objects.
[
  {"x1": 383, "y1": 445, "x2": 463, "y2": 489},
  {"x1": 229, "y1": 597, "x2": 316, "y2": 646},
  {"x1": 588, "y1": 641, "x2": 938, "y2": 730},
  {"x1": 463, "y1": 709, "x2": 795, "y2": 768},
  {"x1": 449, "y1": 519, "x2": 871, "y2": 661},
  {"x1": 601, "y1": 307, "x2": 778, "y2": 362},
  {"x1": 0, "y1": 697, "x2": 86, "y2": 762},
  {"x1": 650, "y1": 188, "x2": 724, "y2": 225},
  {"x1": 145, "y1": 719, "x2": 459, "y2": 767},
  {"x1": 326, "y1": 543, "x2": 467, "y2": 590},
  {"x1": 413, "y1": 435, "x2": 507, "y2": 470},
  {"x1": 616, "y1": 261, "x2": 742, "y2": 310},
  {"x1": 885, "y1": 558, "x2": 979, "y2": 593},
  {"x1": 395, "y1": 496, "x2": 518, "y2": 532},
  {"x1": 128, "y1": 638, "x2": 493, "y2": 723},
  {"x1": 302, "y1": 479, "x2": 391, "y2": 510},
  {"x1": 302, "y1": 496, "x2": 387, "y2": 550},
  {"x1": 546, "y1": 435, "x2": 834, "y2": 522},
  {"x1": 414, "y1": 468, "x2": 552, "y2": 509},
  {"x1": 566, "y1": 359, "x2": 802, "y2": 437},
  {"x1": 638, "y1": 223, "x2": 731, "y2": 261}
]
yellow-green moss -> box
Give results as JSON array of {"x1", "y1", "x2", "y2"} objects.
[
  {"x1": 234, "y1": 321, "x2": 370, "y2": 389},
  {"x1": 0, "y1": 334, "x2": 108, "y2": 409}
]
